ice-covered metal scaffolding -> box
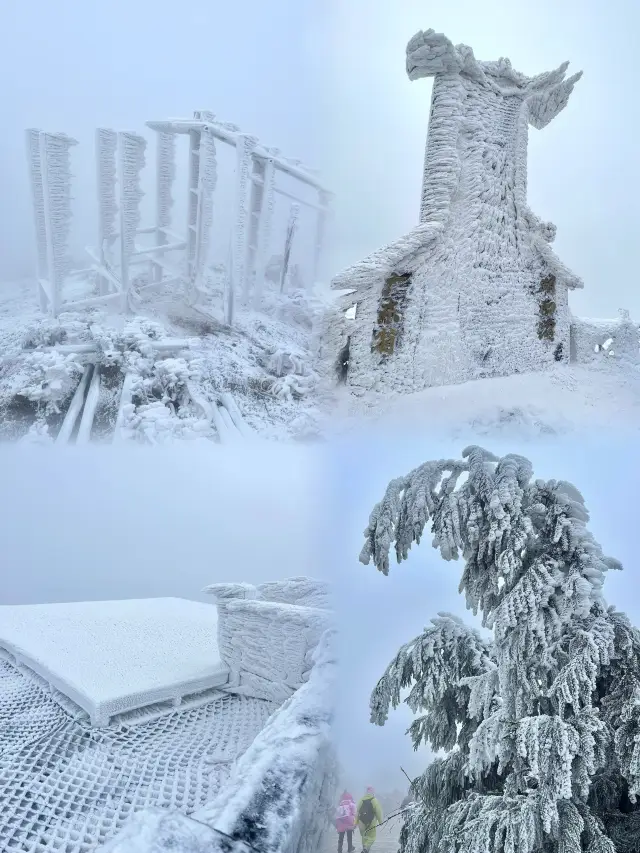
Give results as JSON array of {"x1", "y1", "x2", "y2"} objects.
[
  {"x1": 25, "y1": 112, "x2": 333, "y2": 322},
  {"x1": 146, "y1": 111, "x2": 333, "y2": 323}
]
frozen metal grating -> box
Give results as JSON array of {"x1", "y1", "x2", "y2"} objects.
[{"x1": 0, "y1": 659, "x2": 276, "y2": 853}]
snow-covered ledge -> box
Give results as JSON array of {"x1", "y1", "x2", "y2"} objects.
[
  {"x1": 99, "y1": 629, "x2": 338, "y2": 853},
  {"x1": 206, "y1": 579, "x2": 333, "y2": 703}
]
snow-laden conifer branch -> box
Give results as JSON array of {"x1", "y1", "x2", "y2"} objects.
[{"x1": 370, "y1": 613, "x2": 495, "y2": 754}]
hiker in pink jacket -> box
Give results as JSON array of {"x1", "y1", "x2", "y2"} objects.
[{"x1": 335, "y1": 790, "x2": 357, "y2": 853}]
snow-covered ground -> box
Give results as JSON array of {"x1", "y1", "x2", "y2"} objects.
[
  {"x1": 329, "y1": 361, "x2": 640, "y2": 440},
  {"x1": 0, "y1": 278, "x2": 327, "y2": 444}
]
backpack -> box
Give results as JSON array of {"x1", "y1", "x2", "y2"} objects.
[
  {"x1": 358, "y1": 798, "x2": 375, "y2": 827},
  {"x1": 336, "y1": 801, "x2": 351, "y2": 821}
]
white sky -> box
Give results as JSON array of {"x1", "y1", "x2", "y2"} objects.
[
  {"x1": 319, "y1": 0, "x2": 640, "y2": 320},
  {"x1": 0, "y1": 444, "x2": 322, "y2": 605},
  {"x1": 0, "y1": 0, "x2": 330, "y2": 284}
]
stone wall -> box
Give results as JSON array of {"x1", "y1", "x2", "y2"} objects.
[{"x1": 204, "y1": 579, "x2": 332, "y2": 703}]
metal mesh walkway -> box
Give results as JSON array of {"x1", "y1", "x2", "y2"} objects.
[{"x1": 0, "y1": 658, "x2": 276, "y2": 852}]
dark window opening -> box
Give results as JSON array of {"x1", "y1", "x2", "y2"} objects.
[
  {"x1": 537, "y1": 273, "x2": 557, "y2": 342},
  {"x1": 371, "y1": 273, "x2": 412, "y2": 356},
  {"x1": 336, "y1": 337, "x2": 350, "y2": 384}
]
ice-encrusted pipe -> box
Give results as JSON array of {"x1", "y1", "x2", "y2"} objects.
[
  {"x1": 39, "y1": 132, "x2": 78, "y2": 316},
  {"x1": 96, "y1": 129, "x2": 118, "y2": 251}
]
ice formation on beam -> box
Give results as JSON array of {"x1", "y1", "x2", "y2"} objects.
[
  {"x1": 280, "y1": 203, "x2": 300, "y2": 294},
  {"x1": 194, "y1": 129, "x2": 217, "y2": 286},
  {"x1": 252, "y1": 152, "x2": 277, "y2": 307},
  {"x1": 154, "y1": 131, "x2": 176, "y2": 281},
  {"x1": 95, "y1": 128, "x2": 118, "y2": 292},
  {"x1": 38, "y1": 132, "x2": 78, "y2": 316},
  {"x1": 118, "y1": 131, "x2": 146, "y2": 308},
  {"x1": 313, "y1": 189, "x2": 332, "y2": 285},
  {"x1": 25, "y1": 129, "x2": 49, "y2": 308},
  {"x1": 329, "y1": 29, "x2": 583, "y2": 395}
]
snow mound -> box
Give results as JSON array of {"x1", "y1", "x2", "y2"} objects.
[
  {"x1": 0, "y1": 279, "x2": 329, "y2": 443},
  {"x1": 0, "y1": 597, "x2": 229, "y2": 726},
  {"x1": 331, "y1": 363, "x2": 640, "y2": 440}
]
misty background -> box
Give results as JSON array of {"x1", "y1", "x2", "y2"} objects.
[
  {"x1": 0, "y1": 443, "x2": 324, "y2": 605},
  {"x1": 0, "y1": 0, "x2": 332, "y2": 288},
  {"x1": 324, "y1": 429, "x2": 640, "y2": 795},
  {"x1": 3, "y1": 0, "x2": 638, "y2": 318},
  {"x1": 319, "y1": 0, "x2": 640, "y2": 319}
]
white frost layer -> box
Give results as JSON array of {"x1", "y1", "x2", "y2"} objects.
[{"x1": 0, "y1": 597, "x2": 228, "y2": 726}]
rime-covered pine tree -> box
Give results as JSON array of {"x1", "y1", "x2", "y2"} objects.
[{"x1": 360, "y1": 446, "x2": 640, "y2": 853}]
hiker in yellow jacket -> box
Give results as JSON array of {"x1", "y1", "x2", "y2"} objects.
[{"x1": 356, "y1": 787, "x2": 383, "y2": 852}]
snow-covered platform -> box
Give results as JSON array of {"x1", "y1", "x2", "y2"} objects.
[
  {"x1": 0, "y1": 597, "x2": 229, "y2": 726},
  {"x1": 0, "y1": 579, "x2": 335, "y2": 853}
]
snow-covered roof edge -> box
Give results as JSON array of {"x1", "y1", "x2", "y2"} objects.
[
  {"x1": 330, "y1": 222, "x2": 443, "y2": 293},
  {"x1": 97, "y1": 629, "x2": 338, "y2": 853}
]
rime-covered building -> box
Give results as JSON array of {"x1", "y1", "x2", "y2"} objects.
[{"x1": 328, "y1": 30, "x2": 585, "y2": 394}]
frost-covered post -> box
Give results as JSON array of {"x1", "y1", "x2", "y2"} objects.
[
  {"x1": 312, "y1": 189, "x2": 332, "y2": 286},
  {"x1": 246, "y1": 148, "x2": 278, "y2": 306},
  {"x1": 117, "y1": 132, "x2": 146, "y2": 312},
  {"x1": 154, "y1": 131, "x2": 175, "y2": 283},
  {"x1": 251, "y1": 150, "x2": 277, "y2": 309},
  {"x1": 25, "y1": 129, "x2": 49, "y2": 312},
  {"x1": 95, "y1": 128, "x2": 118, "y2": 296},
  {"x1": 361, "y1": 445, "x2": 640, "y2": 853},
  {"x1": 38, "y1": 131, "x2": 78, "y2": 317},
  {"x1": 280, "y1": 202, "x2": 300, "y2": 295},
  {"x1": 227, "y1": 133, "x2": 258, "y2": 325}
]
